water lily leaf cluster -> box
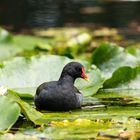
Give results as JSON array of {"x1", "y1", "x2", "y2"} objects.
[
  {"x1": 0, "y1": 27, "x2": 140, "y2": 139},
  {"x1": 0, "y1": 95, "x2": 20, "y2": 132},
  {"x1": 92, "y1": 43, "x2": 140, "y2": 105},
  {"x1": 0, "y1": 55, "x2": 103, "y2": 97},
  {"x1": 92, "y1": 43, "x2": 139, "y2": 78}
]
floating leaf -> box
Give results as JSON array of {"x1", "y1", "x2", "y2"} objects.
[
  {"x1": 92, "y1": 43, "x2": 138, "y2": 78},
  {"x1": 0, "y1": 28, "x2": 21, "y2": 61},
  {"x1": 103, "y1": 66, "x2": 140, "y2": 89},
  {"x1": 95, "y1": 66, "x2": 140, "y2": 105},
  {"x1": 0, "y1": 44, "x2": 21, "y2": 61},
  {"x1": 0, "y1": 95, "x2": 20, "y2": 132},
  {"x1": 0, "y1": 55, "x2": 103, "y2": 97},
  {"x1": 0, "y1": 33, "x2": 52, "y2": 61},
  {"x1": 126, "y1": 47, "x2": 140, "y2": 62},
  {"x1": 0, "y1": 28, "x2": 12, "y2": 43},
  {"x1": 13, "y1": 35, "x2": 51, "y2": 51},
  {"x1": 76, "y1": 68, "x2": 104, "y2": 96},
  {"x1": 7, "y1": 91, "x2": 48, "y2": 125}
]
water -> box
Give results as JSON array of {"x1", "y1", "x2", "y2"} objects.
[{"x1": 0, "y1": 0, "x2": 140, "y2": 28}]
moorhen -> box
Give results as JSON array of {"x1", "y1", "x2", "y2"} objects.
[{"x1": 34, "y1": 62, "x2": 88, "y2": 111}]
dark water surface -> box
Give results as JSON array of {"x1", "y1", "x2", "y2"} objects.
[
  {"x1": 0, "y1": 0, "x2": 140, "y2": 28},
  {"x1": 0, "y1": 0, "x2": 140, "y2": 41}
]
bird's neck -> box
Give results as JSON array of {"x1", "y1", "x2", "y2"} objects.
[{"x1": 58, "y1": 74, "x2": 75, "y2": 85}]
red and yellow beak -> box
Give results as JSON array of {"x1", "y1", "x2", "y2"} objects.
[{"x1": 81, "y1": 67, "x2": 89, "y2": 81}]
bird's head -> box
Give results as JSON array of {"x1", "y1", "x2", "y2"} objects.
[{"x1": 62, "y1": 62, "x2": 89, "y2": 81}]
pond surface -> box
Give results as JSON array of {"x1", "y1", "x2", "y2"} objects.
[
  {"x1": 24, "y1": 90, "x2": 140, "y2": 139},
  {"x1": 1, "y1": 90, "x2": 140, "y2": 140},
  {"x1": 0, "y1": 27, "x2": 140, "y2": 139},
  {"x1": 0, "y1": 1, "x2": 140, "y2": 28}
]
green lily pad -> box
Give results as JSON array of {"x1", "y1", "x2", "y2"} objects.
[
  {"x1": 126, "y1": 47, "x2": 140, "y2": 62},
  {"x1": 7, "y1": 91, "x2": 48, "y2": 125},
  {"x1": 13, "y1": 35, "x2": 51, "y2": 51},
  {"x1": 1, "y1": 105, "x2": 140, "y2": 139},
  {"x1": 0, "y1": 55, "x2": 103, "y2": 97},
  {"x1": 0, "y1": 28, "x2": 12, "y2": 43},
  {"x1": 0, "y1": 95, "x2": 20, "y2": 132},
  {"x1": 0, "y1": 29, "x2": 52, "y2": 61},
  {"x1": 94, "y1": 66, "x2": 140, "y2": 105},
  {"x1": 103, "y1": 66, "x2": 140, "y2": 89},
  {"x1": 0, "y1": 28, "x2": 21, "y2": 61},
  {"x1": 0, "y1": 44, "x2": 21, "y2": 62},
  {"x1": 2, "y1": 91, "x2": 140, "y2": 139},
  {"x1": 92, "y1": 43, "x2": 138, "y2": 78},
  {"x1": 76, "y1": 68, "x2": 104, "y2": 96}
]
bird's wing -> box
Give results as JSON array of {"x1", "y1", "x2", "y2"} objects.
[
  {"x1": 74, "y1": 86, "x2": 83, "y2": 106},
  {"x1": 36, "y1": 82, "x2": 48, "y2": 95}
]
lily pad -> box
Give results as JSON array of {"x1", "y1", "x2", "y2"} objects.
[
  {"x1": 0, "y1": 95, "x2": 20, "y2": 132},
  {"x1": 0, "y1": 28, "x2": 12, "y2": 43},
  {"x1": 7, "y1": 91, "x2": 48, "y2": 125},
  {"x1": 13, "y1": 35, "x2": 51, "y2": 51},
  {"x1": 76, "y1": 68, "x2": 104, "y2": 96},
  {"x1": 2, "y1": 91, "x2": 140, "y2": 139},
  {"x1": 126, "y1": 47, "x2": 140, "y2": 62},
  {"x1": 0, "y1": 28, "x2": 22, "y2": 61},
  {"x1": 93, "y1": 66, "x2": 140, "y2": 105},
  {"x1": 103, "y1": 66, "x2": 140, "y2": 89},
  {"x1": 0, "y1": 44, "x2": 21, "y2": 62},
  {"x1": 0, "y1": 55, "x2": 103, "y2": 97},
  {"x1": 92, "y1": 43, "x2": 138, "y2": 78},
  {"x1": 0, "y1": 29, "x2": 52, "y2": 61}
]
